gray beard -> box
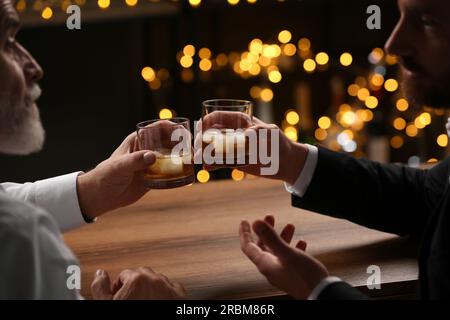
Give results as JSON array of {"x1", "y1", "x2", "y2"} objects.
[{"x1": 0, "y1": 93, "x2": 45, "y2": 155}]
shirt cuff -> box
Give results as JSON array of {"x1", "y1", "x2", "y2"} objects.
[
  {"x1": 33, "y1": 172, "x2": 88, "y2": 232},
  {"x1": 308, "y1": 276, "x2": 343, "y2": 300},
  {"x1": 284, "y1": 144, "x2": 318, "y2": 197}
]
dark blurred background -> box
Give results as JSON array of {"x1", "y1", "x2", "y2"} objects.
[{"x1": 1, "y1": 0, "x2": 448, "y2": 183}]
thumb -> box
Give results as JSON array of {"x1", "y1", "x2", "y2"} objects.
[
  {"x1": 91, "y1": 269, "x2": 113, "y2": 300},
  {"x1": 252, "y1": 220, "x2": 293, "y2": 260},
  {"x1": 117, "y1": 150, "x2": 156, "y2": 172}
]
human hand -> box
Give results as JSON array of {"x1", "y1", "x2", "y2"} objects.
[
  {"x1": 91, "y1": 267, "x2": 186, "y2": 300},
  {"x1": 76, "y1": 132, "x2": 156, "y2": 219},
  {"x1": 195, "y1": 113, "x2": 308, "y2": 185},
  {"x1": 239, "y1": 215, "x2": 329, "y2": 299}
]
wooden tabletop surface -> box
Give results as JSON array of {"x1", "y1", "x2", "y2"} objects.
[{"x1": 64, "y1": 177, "x2": 419, "y2": 299}]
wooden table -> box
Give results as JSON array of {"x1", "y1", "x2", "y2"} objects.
[{"x1": 64, "y1": 178, "x2": 419, "y2": 299}]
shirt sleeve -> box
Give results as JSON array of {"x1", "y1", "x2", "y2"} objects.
[
  {"x1": 0, "y1": 172, "x2": 88, "y2": 232},
  {"x1": 284, "y1": 144, "x2": 319, "y2": 197},
  {"x1": 307, "y1": 276, "x2": 343, "y2": 300},
  {"x1": 0, "y1": 200, "x2": 83, "y2": 299}
]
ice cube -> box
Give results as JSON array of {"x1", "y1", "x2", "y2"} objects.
[{"x1": 150, "y1": 155, "x2": 184, "y2": 175}]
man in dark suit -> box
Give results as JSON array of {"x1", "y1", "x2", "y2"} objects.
[{"x1": 237, "y1": 0, "x2": 450, "y2": 299}]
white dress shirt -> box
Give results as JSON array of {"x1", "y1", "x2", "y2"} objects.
[{"x1": 0, "y1": 172, "x2": 87, "y2": 299}]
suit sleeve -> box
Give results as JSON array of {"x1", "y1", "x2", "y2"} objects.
[
  {"x1": 292, "y1": 147, "x2": 450, "y2": 237},
  {"x1": 317, "y1": 282, "x2": 369, "y2": 300}
]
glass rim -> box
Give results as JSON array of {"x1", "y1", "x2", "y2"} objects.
[
  {"x1": 136, "y1": 117, "x2": 190, "y2": 130},
  {"x1": 202, "y1": 99, "x2": 253, "y2": 108}
]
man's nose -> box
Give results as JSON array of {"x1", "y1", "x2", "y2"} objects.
[
  {"x1": 17, "y1": 42, "x2": 44, "y2": 84},
  {"x1": 384, "y1": 17, "x2": 415, "y2": 58}
]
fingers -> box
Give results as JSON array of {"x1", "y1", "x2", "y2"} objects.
[
  {"x1": 264, "y1": 215, "x2": 275, "y2": 227},
  {"x1": 280, "y1": 224, "x2": 295, "y2": 244},
  {"x1": 113, "y1": 267, "x2": 186, "y2": 300},
  {"x1": 258, "y1": 215, "x2": 275, "y2": 250},
  {"x1": 239, "y1": 220, "x2": 264, "y2": 264},
  {"x1": 116, "y1": 150, "x2": 156, "y2": 172},
  {"x1": 252, "y1": 220, "x2": 293, "y2": 260},
  {"x1": 252, "y1": 116, "x2": 265, "y2": 125},
  {"x1": 296, "y1": 240, "x2": 307, "y2": 251},
  {"x1": 91, "y1": 269, "x2": 113, "y2": 300},
  {"x1": 202, "y1": 111, "x2": 252, "y2": 130},
  {"x1": 131, "y1": 136, "x2": 139, "y2": 153},
  {"x1": 172, "y1": 281, "x2": 187, "y2": 298}
]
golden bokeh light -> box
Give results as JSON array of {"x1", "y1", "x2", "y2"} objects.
[
  {"x1": 357, "y1": 88, "x2": 370, "y2": 101},
  {"x1": 340, "y1": 52, "x2": 353, "y2": 66},
  {"x1": 249, "y1": 39, "x2": 263, "y2": 53},
  {"x1": 318, "y1": 116, "x2": 331, "y2": 129},
  {"x1": 189, "y1": 0, "x2": 202, "y2": 7},
  {"x1": 370, "y1": 74, "x2": 384, "y2": 87},
  {"x1": 283, "y1": 43, "x2": 297, "y2": 56},
  {"x1": 406, "y1": 124, "x2": 418, "y2": 137},
  {"x1": 396, "y1": 98, "x2": 409, "y2": 111},
  {"x1": 231, "y1": 169, "x2": 245, "y2": 181},
  {"x1": 278, "y1": 30, "x2": 292, "y2": 44},
  {"x1": 268, "y1": 70, "x2": 282, "y2": 83},
  {"x1": 159, "y1": 108, "x2": 173, "y2": 119},
  {"x1": 347, "y1": 84, "x2": 359, "y2": 97},
  {"x1": 216, "y1": 53, "x2": 228, "y2": 66},
  {"x1": 385, "y1": 54, "x2": 398, "y2": 65},
  {"x1": 199, "y1": 48, "x2": 212, "y2": 59},
  {"x1": 125, "y1": 0, "x2": 138, "y2": 6},
  {"x1": 260, "y1": 88, "x2": 274, "y2": 102},
  {"x1": 437, "y1": 134, "x2": 448, "y2": 147},
  {"x1": 250, "y1": 86, "x2": 261, "y2": 99},
  {"x1": 361, "y1": 109, "x2": 373, "y2": 122},
  {"x1": 384, "y1": 79, "x2": 399, "y2": 92},
  {"x1": 197, "y1": 170, "x2": 210, "y2": 183},
  {"x1": 16, "y1": 0, "x2": 26, "y2": 11},
  {"x1": 390, "y1": 136, "x2": 404, "y2": 149},
  {"x1": 341, "y1": 111, "x2": 356, "y2": 126},
  {"x1": 180, "y1": 55, "x2": 194, "y2": 68},
  {"x1": 248, "y1": 63, "x2": 261, "y2": 76},
  {"x1": 286, "y1": 110, "x2": 300, "y2": 125},
  {"x1": 41, "y1": 6, "x2": 53, "y2": 20},
  {"x1": 365, "y1": 96, "x2": 378, "y2": 109},
  {"x1": 199, "y1": 59, "x2": 212, "y2": 71},
  {"x1": 414, "y1": 117, "x2": 426, "y2": 129},
  {"x1": 284, "y1": 127, "x2": 298, "y2": 141},
  {"x1": 315, "y1": 52, "x2": 329, "y2": 65},
  {"x1": 315, "y1": 128, "x2": 328, "y2": 141},
  {"x1": 393, "y1": 117, "x2": 406, "y2": 130},
  {"x1": 298, "y1": 38, "x2": 311, "y2": 51},
  {"x1": 98, "y1": 0, "x2": 110, "y2": 9},
  {"x1": 369, "y1": 48, "x2": 384, "y2": 64},
  {"x1": 141, "y1": 67, "x2": 156, "y2": 82},
  {"x1": 148, "y1": 78, "x2": 161, "y2": 90},
  {"x1": 419, "y1": 112, "x2": 431, "y2": 126},
  {"x1": 303, "y1": 59, "x2": 316, "y2": 72},
  {"x1": 183, "y1": 44, "x2": 196, "y2": 57}
]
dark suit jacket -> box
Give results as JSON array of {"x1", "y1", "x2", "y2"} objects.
[{"x1": 292, "y1": 147, "x2": 450, "y2": 299}]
